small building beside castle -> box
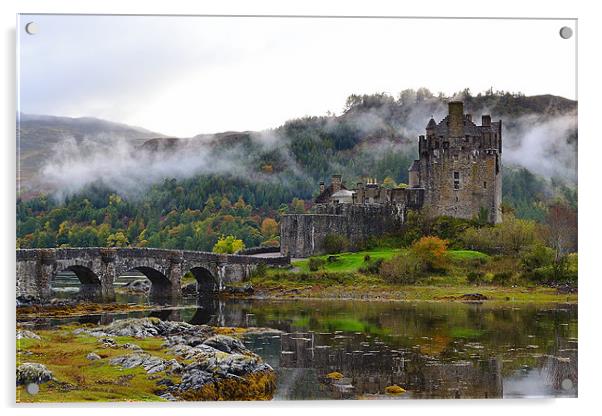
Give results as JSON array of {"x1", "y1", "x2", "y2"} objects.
[{"x1": 280, "y1": 101, "x2": 502, "y2": 258}]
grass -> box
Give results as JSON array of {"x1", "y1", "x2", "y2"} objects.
[
  {"x1": 16, "y1": 326, "x2": 177, "y2": 402},
  {"x1": 290, "y1": 248, "x2": 402, "y2": 273},
  {"x1": 249, "y1": 248, "x2": 577, "y2": 304}
]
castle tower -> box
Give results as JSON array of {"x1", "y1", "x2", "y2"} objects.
[{"x1": 409, "y1": 101, "x2": 502, "y2": 223}]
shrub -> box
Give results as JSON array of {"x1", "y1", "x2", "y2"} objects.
[
  {"x1": 308, "y1": 257, "x2": 326, "y2": 271},
  {"x1": 492, "y1": 271, "x2": 513, "y2": 286},
  {"x1": 363, "y1": 254, "x2": 371, "y2": 262},
  {"x1": 379, "y1": 252, "x2": 424, "y2": 284},
  {"x1": 520, "y1": 244, "x2": 555, "y2": 272},
  {"x1": 466, "y1": 271, "x2": 486, "y2": 286},
  {"x1": 359, "y1": 258, "x2": 383, "y2": 275},
  {"x1": 322, "y1": 234, "x2": 349, "y2": 254},
  {"x1": 410, "y1": 236, "x2": 449, "y2": 272},
  {"x1": 252, "y1": 263, "x2": 267, "y2": 278},
  {"x1": 461, "y1": 214, "x2": 540, "y2": 255}
]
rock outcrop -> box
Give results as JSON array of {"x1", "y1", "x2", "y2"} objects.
[{"x1": 17, "y1": 363, "x2": 53, "y2": 385}]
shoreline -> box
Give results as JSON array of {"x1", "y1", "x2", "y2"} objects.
[{"x1": 235, "y1": 283, "x2": 578, "y2": 305}]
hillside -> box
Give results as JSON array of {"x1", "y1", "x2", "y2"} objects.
[
  {"x1": 17, "y1": 113, "x2": 166, "y2": 194},
  {"x1": 16, "y1": 89, "x2": 577, "y2": 250}
]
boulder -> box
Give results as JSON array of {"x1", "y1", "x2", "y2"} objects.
[
  {"x1": 85, "y1": 317, "x2": 213, "y2": 339},
  {"x1": 86, "y1": 352, "x2": 101, "y2": 361},
  {"x1": 16, "y1": 330, "x2": 41, "y2": 340},
  {"x1": 223, "y1": 283, "x2": 254, "y2": 295},
  {"x1": 459, "y1": 293, "x2": 488, "y2": 301},
  {"x1": 181, "y1": 282, "x2": 198, "y2": 296},
  {"x1": 16, "y1": 363, "x2": 53, "y2": 385},
  {"x1": 202, "y1": 335, "x2": 248, "y2": 355},
  {"x1": 124, "y1": 279, "x2": 151, "y2": 293},
  {"x1": 110, "y1": 352, "x2": 166, "y2": 374},
  {"x1": 16, "y1": 294, "x2": 41, "y2": 307}
]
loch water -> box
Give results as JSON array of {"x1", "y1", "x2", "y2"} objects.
[{"x1": 22, "y1": 283, "x2": 578, "y2": 400}]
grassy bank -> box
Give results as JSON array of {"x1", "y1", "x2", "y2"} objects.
[{"x1": 247, "y1": 248, "x2": 577, "y2": 304}]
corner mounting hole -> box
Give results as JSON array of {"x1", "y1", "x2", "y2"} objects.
[
  {"x1": 559, "y1": 26, "x2": 573, "y2": 39},
  {"x1": 25, "y1": 22, "x2": 38, "y2": 35}
]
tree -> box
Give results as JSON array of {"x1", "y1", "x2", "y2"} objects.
[
  {"x1": 290, "y1": 198, "x2": 306, "y2": 214},
  {"x1": 542, "y1": 203, "x2": 577, "y2": 279},
  {"x1": 260, "y1": 218, "x2": 279, "y2": 237},
  {"x1": 106, "y1": 231, "x2": 129, "y2": 247},
  {"x1": 212, "y1": 235, "x2": 245, "y2": 254},
  {"x1": 410, "y1": 236, "x2": 449, "y2": 272},
  {"x1": 382, "y1": 176, "x2": 397, "y2": 189}
]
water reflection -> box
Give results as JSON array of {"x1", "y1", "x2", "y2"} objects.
[{"x1": 20, "y1": 297, "x2": 577, "y2": 400}]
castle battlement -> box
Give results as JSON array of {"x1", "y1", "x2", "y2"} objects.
[{"x1": 280, "y1": 101, "x2": 502, "y2": 257}]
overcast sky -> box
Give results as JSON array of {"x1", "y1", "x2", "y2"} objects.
[{"x1": 18, "y1": 15, "x2": 576, "y2": 137}]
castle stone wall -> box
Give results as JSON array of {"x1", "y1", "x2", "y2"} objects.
[{"x1": 280, "y1": 203, "x2": 408, "y2": 258}]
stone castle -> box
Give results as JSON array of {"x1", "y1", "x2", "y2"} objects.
[{"x1": 280, "y1": 101, "x2": 502, "y2": 258}]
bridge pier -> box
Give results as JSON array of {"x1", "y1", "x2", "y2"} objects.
[
  {"x1": 16, "y1": 247, "x2": 291, "y2": 303},
  {"x1": 98, "y1": 249, "x2": 117, "y2": 302}
]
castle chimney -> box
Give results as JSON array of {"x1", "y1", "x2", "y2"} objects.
[
  {"x1": 482, "y1": 114, "x2": 491, "y2": 127},
  {"x1": 331, "y1": 174, "x2": 342, "y2": 193},
  {"x1": 319, "y1": 181, "x2": 325, "y2": 193},
  {"x1": 448, "y1": 101, "x2": 464, "y2": 137}
]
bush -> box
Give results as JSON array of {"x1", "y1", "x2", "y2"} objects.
[
  {"x1": 308, "y1": 257, "x2": 326, "y2": 271},
  {"x1": 525, "y1": 253, "x2": 578, "y2": 286},
  {"x1": 363, "y1": 254, "x2": 371, "y2": 262},
  {"x1": 359, "y1": 258, "x2": 383, "y2": 274},
  {"x1": 410, "y1": 236, "x2": 449, "y2": 272},
  {"x1": 466, "y1": 271, "x2": 486, "y2": 286},
  {"x1": 322, "y1": 234, "x2": 349, "y2": 254},
  {"x1": 520, "y1": 244, "x2": 554, "y2": 272},
  {"x1": 461, "y1": 214, "x2": 540, "y2": 255},
  {"x1": 251, "y1": 263, "x2": 267, "y2": 278},
  {"x1": 492, "y1": 271, "x2": 513, "y2": 286},
  {"x1": 379, "y1": 253, "x2": 424, "y2": 284}
]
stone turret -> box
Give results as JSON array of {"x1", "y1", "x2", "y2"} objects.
[
  {"x1": 331, "y1": 175, "x2": 342, "y2": 193},
  {"x1": 448, "y1": 101, "x2": 464, "y2": 138}
]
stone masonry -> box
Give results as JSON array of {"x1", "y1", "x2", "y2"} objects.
[
  {"x1": 16, "y1": 247, "x2": 290, "y2": 301},
  {"x1": 280, "y1": 101, "x2": 502, "y2": 258}
]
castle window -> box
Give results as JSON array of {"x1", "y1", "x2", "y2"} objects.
[
  {"x1": 483, "y1": 181, "x2": 487, "y2": 189},
  {"x1": 453, "y1": 171, "x2": 460, "y2": 189},
  {"x1": 453, "y1": 153, "x2": 459, "y2": 161}
]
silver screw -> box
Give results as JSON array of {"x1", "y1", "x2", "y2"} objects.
[{"x1": 559, "y1": 26, "x2": 573, "y2": 39}]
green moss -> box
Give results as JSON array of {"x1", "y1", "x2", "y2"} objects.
[
  {"x1": 449, "y1": 327, "x2": 485, "y2": 339},
  {"x1": 16, "y1": 327, "x2": 178, "y2": 402}
]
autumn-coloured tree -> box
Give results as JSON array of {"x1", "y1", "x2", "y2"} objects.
[
  {"x1": 543, "y1": 202, "x2": 577, "y2": 279},
  {"x1": 290, "y1": 198, "x2": 306, "y2": 214},
  {"x1": 212, "y1": 235, "x2": 245, "y2": 254},
  {"x1": 106, "y1": 231, "x2": 129, "y2": 247},
  {"x1": 260, "y1": 218, "x2": 279, "y2": 237},
  {"x1": 410, "y1": 236, "x2": 449, "y2": 271}
]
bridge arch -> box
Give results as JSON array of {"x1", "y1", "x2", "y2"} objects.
[
  {"x1": 120, "y1": 266, "x2": 172, "y2": 302},
  {"x1": 187, "y1": 266, "x2": 218, "y2": 294},
  {"x1": 53, "y1": 264, "x2": 102, "y2": 300}
]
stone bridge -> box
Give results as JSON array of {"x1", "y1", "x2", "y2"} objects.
[{"x1": 16, "y1": 247, "x2": 290, "y2": 301}]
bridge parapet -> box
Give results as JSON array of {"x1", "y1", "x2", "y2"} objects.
[{"x1": 16, "y1": 247, "x2": 290, "y2": 301}]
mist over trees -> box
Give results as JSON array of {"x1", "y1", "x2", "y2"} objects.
[{"x1": 17, "y1": 88, "x2": 577, "y2": 250}]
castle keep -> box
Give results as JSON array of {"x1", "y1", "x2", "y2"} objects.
[{"x1": 280, "y1": 101, "x2": 502, "y2": 258}]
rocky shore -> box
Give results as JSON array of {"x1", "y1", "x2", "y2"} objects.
[{"x1": 16, "y1": 317, "x2": 276, "y2": 402}]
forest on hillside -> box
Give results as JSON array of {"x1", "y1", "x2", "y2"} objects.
[{"x1": 16, "y1": 89, "x2": 577, "y2": 250}]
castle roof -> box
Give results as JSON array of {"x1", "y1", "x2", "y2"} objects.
[
  {"x1": 408, "y1": 160, "x2": 420, "y2": 172},
  {"x1": 315, "y1": 182, "x2": 349, "y2": 204},
  {"x1": 332, "y1": 189, "x2": 355, "y2": 198},
  {"x1": 426, "y1": 118, "x2": 437, "y2": 129},
  {"x1": 432, "y1": 115, "x2": 500, "y2": 137}
]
